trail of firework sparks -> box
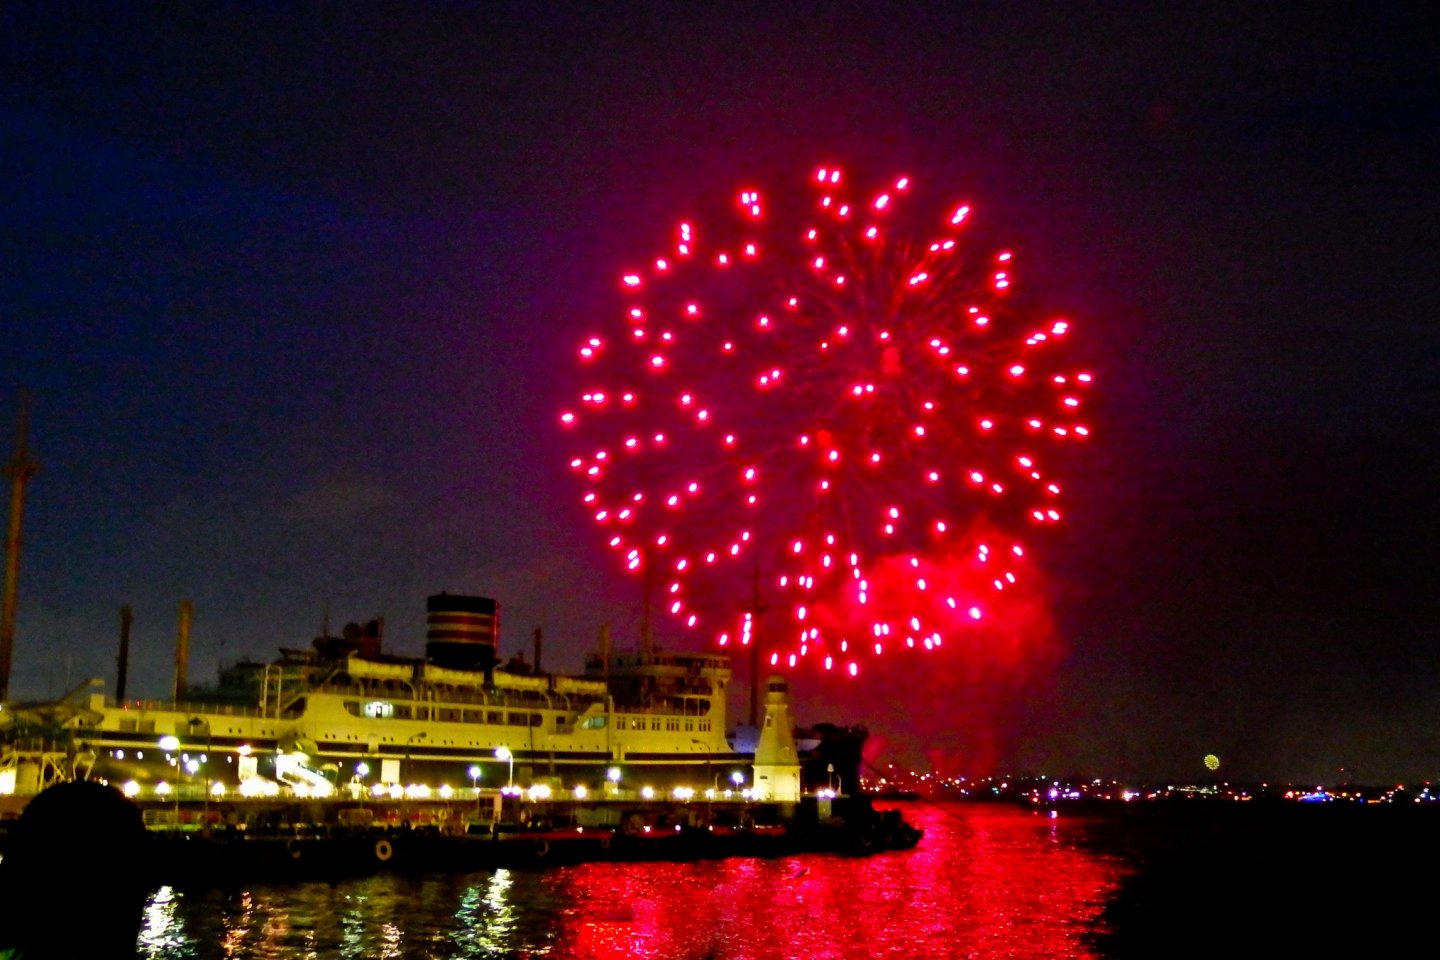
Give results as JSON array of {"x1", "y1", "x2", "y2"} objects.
[{"x1": 563, "y1": 166, "x2": 1092, "y2": 677}]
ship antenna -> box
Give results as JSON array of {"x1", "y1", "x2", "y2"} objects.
[
  {"x1": 0, "y1": 389, "x2": 39, "y2": 703},
  {"x1": 640, "y1": 550, "x2": 654, "y2": 654},
  {"x1": 748, "y1": 552, "x2": 768, "y2": 727}
]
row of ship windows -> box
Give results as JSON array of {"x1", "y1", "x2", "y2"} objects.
[
  {"x1": 340, "y1": 701, "x2": 712, "y2": 734},
  {"x1": 342, "y1": 702, "x2": 544, "y2": 725},
  {"x1": 112, "y1": 710, "x2": 711, "y2": 737},
  {"x1": 621, "y1": 716, "x2": 712, "y2": 732}
]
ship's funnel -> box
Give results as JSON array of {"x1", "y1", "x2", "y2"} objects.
[
  {"x1": 116, "y1": 605, "x2": 133, "y2": 701},
  {"x1": 174, "y1": 600, "x2": 192, "y2": 701},
  {"x1": 360, "y1": 617, "x2": 382, "y2": 658},
  {"x1": 425, "y1": 594, "x2": 499, "y2": 674}
]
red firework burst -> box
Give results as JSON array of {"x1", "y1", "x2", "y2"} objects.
[{"x1": 562, "y1": 166, "x2": 1092, "y2": 677}]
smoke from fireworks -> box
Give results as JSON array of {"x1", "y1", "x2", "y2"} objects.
[{"x1": 562, "y1": 166, "x2": 1092, "y2": 677}]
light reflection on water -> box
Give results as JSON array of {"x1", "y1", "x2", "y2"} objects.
[{"x1": 137, "y1": 804, "x2": 1126, "y2": 959}]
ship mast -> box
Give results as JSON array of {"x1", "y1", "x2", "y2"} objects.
[
  {"x1": 640, "y1": 556, "x2": 654, "y2": 654},
  {"x1": 0, "y1": 391, "x2": 39, "y2": 703},
  {"x1": 748, "y1": 553, "x2": 767, "y2": 727}
]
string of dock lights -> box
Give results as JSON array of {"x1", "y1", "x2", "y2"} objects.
[{"x1": 108, "y1": 736, "x2": 763, "y2": 804}]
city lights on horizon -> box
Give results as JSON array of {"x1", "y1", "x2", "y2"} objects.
[{"x1": 18, "y1": 734, "x2": 1434, "y2": 810}]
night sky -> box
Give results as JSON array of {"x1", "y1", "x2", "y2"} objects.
[{"x1": 3, "y1": 4, "x2": 1436, "y2": 784}]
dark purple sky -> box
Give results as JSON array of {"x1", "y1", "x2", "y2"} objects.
[{"x1": 3, "y1": 4, "x2": 1436, "y2": 783}]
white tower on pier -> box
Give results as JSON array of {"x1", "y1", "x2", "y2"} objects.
[{"x1": 751, "y1": 675, "x2": 800, "y2": 802}]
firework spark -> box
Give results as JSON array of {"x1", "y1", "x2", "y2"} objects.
[{"x1": 563, "y1": 166, "x2": 1092, "y2": 676}]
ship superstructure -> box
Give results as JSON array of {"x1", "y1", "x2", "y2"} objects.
[{"x1": 0, "y1": 594, "x2": 805, "y2": 804}]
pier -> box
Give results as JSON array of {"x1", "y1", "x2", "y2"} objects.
[{"x1": 123, "y1": 790, "x2": 921, "y2": 885}]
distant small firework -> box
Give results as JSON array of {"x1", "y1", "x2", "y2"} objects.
[{"x1": 562, "y1": 165, "x2": 1092, "y2": 677}]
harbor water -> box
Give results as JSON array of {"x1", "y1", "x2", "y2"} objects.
[{"x1": 133, "y1": 803, "x2": 1126, "y2": 959}]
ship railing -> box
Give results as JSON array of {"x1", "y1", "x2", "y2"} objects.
[
  {"x1": 617, "y1": 700, "x2": 713, "y2": 717},
  {"x1": 306, "y1": 681, "x2": 578, "y2": 713},
  {"x1": 115, "y1": 699, "x2": 266, "y2": 718}
]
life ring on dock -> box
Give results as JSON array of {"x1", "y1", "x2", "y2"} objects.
[
  {"x1": 534, "y1": 840, "x2": 550, "y2": 858},
  {"x1": 599, "y1": 835, "x2": 611, "y2": 850},
  {"x1": 286, "y1": 841, "x2": 304, "y2": 860},
  {"x1": 374, "y1": 838, "x2": 394, "y2": 862}
]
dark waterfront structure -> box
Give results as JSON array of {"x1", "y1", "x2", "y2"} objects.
[{"x1": 1, "y1": 791, "x2": 920, "y2": 888}]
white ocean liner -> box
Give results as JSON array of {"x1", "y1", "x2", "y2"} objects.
[{"x1": 0, "y1": 594, "x2": 805, "y2": 803}]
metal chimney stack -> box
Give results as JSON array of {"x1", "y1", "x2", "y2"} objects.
[
  {"x1": 598, "y1": 624, "x2": 611, "y2": 685},
  {"x1": 0, "y1": 392, "x2": 38, "y2": 703},
  {"x1": 116, "y1": 605, "x2": 133, "y2": 701},
  {"x1": 174, "y1": 600, "x2": 192, "y2": 701}
]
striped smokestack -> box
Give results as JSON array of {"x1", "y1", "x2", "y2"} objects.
[{"x1": 425, "y1": 594, "x2": 499, "y2": 673}]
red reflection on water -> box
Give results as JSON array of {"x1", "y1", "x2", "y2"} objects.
[{"x1": 546, "y1": 804, "x2": 1123, "y2": 959}]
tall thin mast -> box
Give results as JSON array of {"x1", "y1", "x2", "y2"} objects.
[
  {"x1": 116, "y1": 605, "x2": 133, "y2": 701},
  {"x1": 640, "y1": 553, "x2": 654, "y2": 654},
  {"x1": 0, "y1": 391, "x2": 39, "y2": 702},
  {"x1": 174, "y1": 600, "x2": 193, "y2": 701},
  {"x1": 748, "y1": 554, "x2": 767, "y2": 727}
]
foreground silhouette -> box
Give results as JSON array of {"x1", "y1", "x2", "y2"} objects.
[{"x1": 0, "y1": 781, "x2": 153, "y2": 959}]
